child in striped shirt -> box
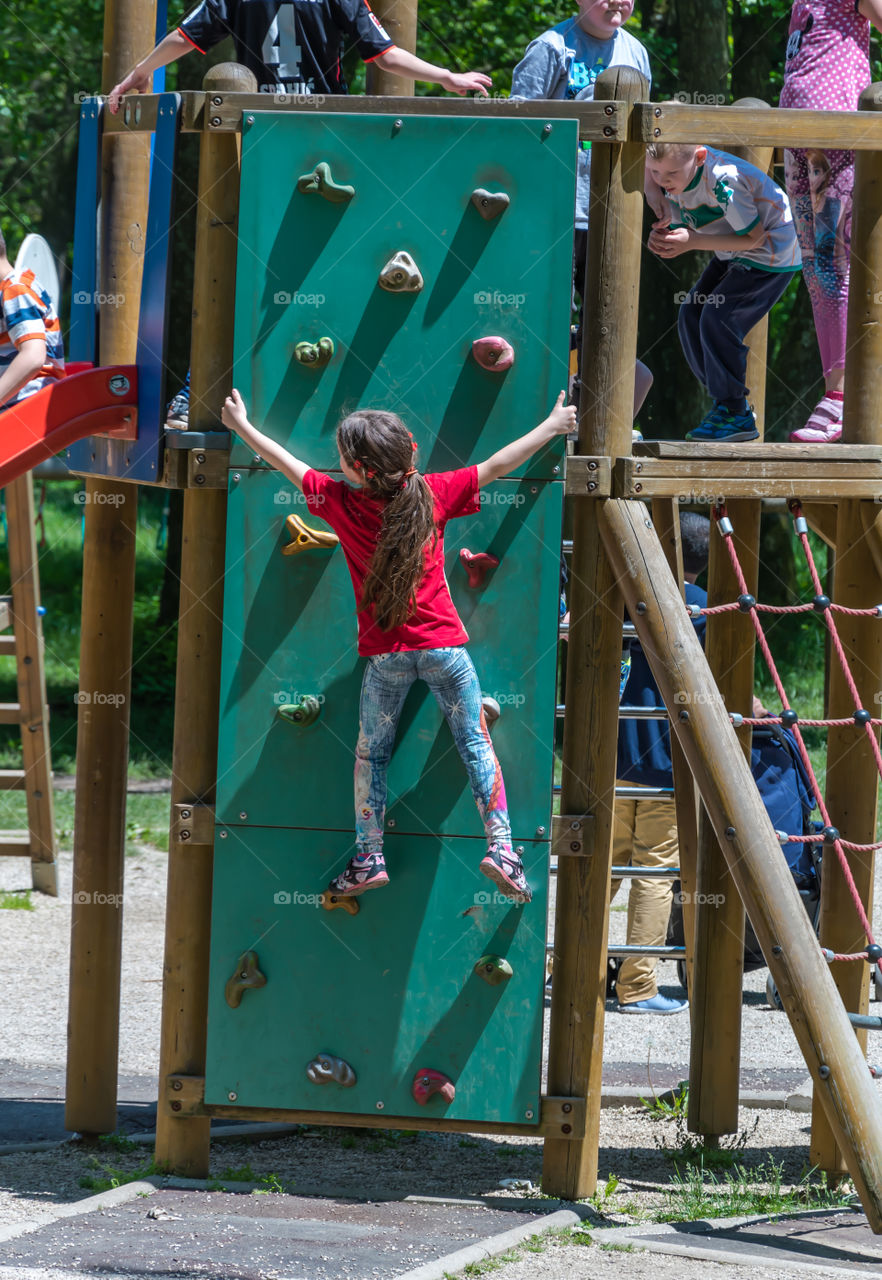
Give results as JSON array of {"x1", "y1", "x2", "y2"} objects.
[{"x1": 0, "y1": 232, "x2": 64, "y2": 409}]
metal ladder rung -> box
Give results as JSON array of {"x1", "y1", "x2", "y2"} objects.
[
  {"x1": 546, "y1": 943, "x2": 686, "y2": 959},
  {"x1": 552, "y1": 785, "x2": 675, "y2": 798},
  {"x1": 549, "y1": 862, "x2": 681, "y2": 879}
]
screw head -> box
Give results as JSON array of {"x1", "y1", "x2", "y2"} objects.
[
  {"x1": 228, "y1": 1090, "x2": 238, "y2": 1101},
  {"x1": 239, "y1": 811, "x2": 248, "y2": 821},
  {"x1": 181, "y1": 809, "x2": 191, "y2": 820},
  {"x1": 232, "y1": 473, "x2": 241, "y2": 483},
  {"x1": 171, "y1": 1100, "x2": 182, "y2": 1112},
  {"x1": 172, "y1": 1079, "x2": 183, "y2": 1091},
  {"x1": 525, "y1": 1108, "x2": 534, "y2": 1119},
  {"x1": 553, "y1": 465, "x2": 560, "y2": 474},
  {"x1": 219, "y1": 830, "x2": 228, "y2": 839},
  {"x1": 376, "y1": 1101, "x2": 385, "y2": 1110},
  {"x1": 536, "y1": 826, "x2": 546, "y2": 837},
  {"x1": 388, "y1": 818, "x2": 396, "y2": 828}
]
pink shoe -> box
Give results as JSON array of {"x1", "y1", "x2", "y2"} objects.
[{"x1": 789, "y1": 396, "x2": 843, "y2": 443}]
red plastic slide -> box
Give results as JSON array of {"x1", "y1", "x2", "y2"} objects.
[{"x1": 0, "y1": 363, "x2": 138, "y2": 489}]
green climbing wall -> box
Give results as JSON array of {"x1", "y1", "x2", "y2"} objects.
[{"x1": 204, "y1": 110, "x2": 576, "y2": 1125}]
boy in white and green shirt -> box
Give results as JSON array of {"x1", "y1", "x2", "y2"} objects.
[{"x1": 646, "y1": 142, "x2": 801, "y2": 442}]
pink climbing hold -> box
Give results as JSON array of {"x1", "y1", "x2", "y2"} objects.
[
  {"x1": 471, "y1": 336, "x2": 514, "y2": 372},
  {"x1": 412, "y1": 1068, "x2": 456, "y2": 1106},
  {"x1": 460, "y1": 548, "x2": 499, "y2": 589}
]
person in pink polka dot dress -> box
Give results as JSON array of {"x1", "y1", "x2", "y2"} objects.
[{"x1": 780, "y1": 0, "x2": 882, "y2": 442}]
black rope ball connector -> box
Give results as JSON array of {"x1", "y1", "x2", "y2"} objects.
[
  {"x1": 812, "y1": 594, "x2": 831, "y2": 612},
  {"x1": 738, "y1": 593, "x2": 756, "y2": 612},
  {"x1": 780, "y1": 708, "x2": 799, "y2": 727},
  {"x1": 854, "y1": 708, "x2": 872, "y2": 726},
  {"x1": 822, "y1": 825, "x2": 840, "y2": 844},
  {"x1": 867, "y1": 943, "x2": 882, "y2": 963}
]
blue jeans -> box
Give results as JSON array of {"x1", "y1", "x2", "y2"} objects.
[{"x1": 354, "y1": 646, "x2": 511, "y2": 853}]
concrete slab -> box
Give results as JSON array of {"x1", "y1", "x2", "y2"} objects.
[
  {"x1": 0, "y1": 1187, "x2": 544, "y2": 1280},
  {"x1": 592, "y1": 1209, "x2": 882, "y2": 1276}
]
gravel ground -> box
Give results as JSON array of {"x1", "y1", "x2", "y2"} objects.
[{"x1": 1, "y1": 832, "x2": 880, "y2": 1280}]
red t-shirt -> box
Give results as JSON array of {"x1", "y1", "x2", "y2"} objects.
[{"x1": 301, "y1": 466, "x2": 480, "y2": 656}]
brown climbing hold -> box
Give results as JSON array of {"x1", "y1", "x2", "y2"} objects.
[
  {"x1": 412, "y1": 1068, "x2": 456, "y2": 1106},
  {"x1": 470, "y1": 188, "x2": 510, "y2": 220},
  {"x1": 224, "y1": 950, "x2": 267, "y2": 1009},
  {"x1": 378, "y1": 251, "x2": 423, "y2": 293},
  {"x1": 471, "y1": 336, "x2": 514, "y2": 371},
  {"x1": 282, "y1": 512, "x2": 339, "y2": 555},
  {"x1": 320, "y1": 890, "x2": 360, "y2": 916},
  {"x1": 460, "y1": 548, "x2": 499, "y2": 589}
]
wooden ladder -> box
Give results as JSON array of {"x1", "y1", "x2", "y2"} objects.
[{"x1": 0, "y1": 473, "x2": 57, "y2": 895}]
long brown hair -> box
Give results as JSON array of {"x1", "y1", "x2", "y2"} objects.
[{"x1": 336, "y1": 409, "x2": 436, "y2": 630}]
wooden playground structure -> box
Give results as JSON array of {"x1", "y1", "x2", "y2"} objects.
[{"x1": 59, "y1": 0, "x2": 882, "y2": 1231}]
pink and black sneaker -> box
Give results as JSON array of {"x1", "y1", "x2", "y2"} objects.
[
  {"x1": 328, "y1": 851, "x2": 389, "y2": 897},
  {"x1": 480, "y1": 843, "x2": 532, "y2": 904}
]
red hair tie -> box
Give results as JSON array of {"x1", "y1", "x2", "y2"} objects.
[{"x1": 401, "y1": 466, "x2": 417, "y2": 489}]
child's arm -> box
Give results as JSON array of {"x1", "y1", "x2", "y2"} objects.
[
  {"x1": 221, "y1": 390, "x2": 311, "y2": 491},
  {"x1": 648, "y1": 220, "x2": 766, "y2": 259},
  {"x1": 475, "y1": 392, "x2": 576, "y2": 487},
  {"x1": 0, "y1": 338, "x2": 47, "y2": 410},
  {"x1": 858, "y1": 0, "x2": 882, "y2": 29},
  {"x1": 372, "y1": 48, "x2": 491, "y2": 96},
  {"x1": 108, "y1": 30, "x2": 194, "y2": 113}
]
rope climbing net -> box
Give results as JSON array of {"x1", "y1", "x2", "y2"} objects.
[{"x1": 702, "y1": 502, "x2": 882, "y2": 972}]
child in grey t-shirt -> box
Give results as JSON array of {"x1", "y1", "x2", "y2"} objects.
[{"x1": 512, "y1": 1, "x2": 653, "y2": 429}]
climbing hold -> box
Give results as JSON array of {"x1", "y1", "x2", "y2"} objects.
[
  {"x1": 780, "y1": 708, "x2": 799, "y2": 728},
  {"x1": 378, "y1": 250, "x2": 423, "y2": 293},
  {"x1": 282, "y1": 512, "x2": 339, "y2": 555},
  {"x1": 474, "y1": 954, "x2": 513, "y2": 986},
  {"x1": 306, "y1": 1053, "x2": 357, "y2": 1087},
  {"x1": 294, "y1": 337, "x2": 335, "y2": 368},
  {"x1": 296, "y1": 161, "x2": 355, "y2": 203},
  {"x1": 822, "y1": 825, "x2": 840, "y2": 844},
  {"x1": 412, "y1": 1068, "x2": 456, "y2": 1106},
  {"x1": 472, "y1": 336, "x2": 514, "y2": 371},
  {"x1": 470, "y1": 188, "x2": 510, "y2": 220},
  {"x1": 277, "y1": 695, "x2": 323, "y2": 727},
  {"x1": 737, "y1": 593, "x2": 755, "y2": 612},
  {"x1": 482, "y1": 696, "x2": 501, "y2": 729},
  {"x1": 320, "y1": 890, "x2": 360, "y2": 916},
  {"x1": 460, "y1": 548, "x2": 499, "y2": 589},
  {"x1": 224, "y1": 950, "x2": 267, "y2": 1009}
]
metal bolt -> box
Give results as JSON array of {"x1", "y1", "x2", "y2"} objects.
[
  {"x1": 678, "y1": 709, "x2": 689, "y2": 721},
  {"x1": 394, "y1": 119, "x2": 403, "y2": 128},
  {"x1": 246, "y1": 115, "x2": 255, "y2": 124},
  {"x1": 388, "y1": 818, "x2": 396, "y2": 828},
  {"x1": 635, "y1": 462, "x2": 643, "y2": 473},
  {"x1": 376, "y1": 1101, "x2": 385, "y2": 1110},
  {"x1": 553, "y1": 465, "x2": 560, "y2": 474},
  {"x1": 239, "y1": 811, "x2": 248, "y2": 821},
  {"x1": 515, "y1": 846, "x2": 524, "y2": 855},
  {"x1": 531, "y1": 486, "x2": 538, "y2": 494},
  {"x1": 561, "y1": 1123, "x2": 572, "y2": 1134},
  {"x1": 588, "y1": 461, "x2": 598, "y2": 471},
  {"x1": 570, "y1": 842, "x2": 581, "y2": 852},
  {"x1": 171, "y1": 1100, "x2": 182, "y2": 1112},
  {"x1": 219, "y1": 830, "x2": 228, "y2": 839},
  {"x1": 525, "y1": 1108, "x2": 534, "y2": 1119},
  {"x1": 654, "y1": 107, "x2": 662, "y2": 118},
  {"x1": 636, "y1": 602, "x2": 647, "y2": 614},
  {"x1": 634, "y1": 483, "x2": 643, "y2": 493},
  {"x1": 172, "y1": 1079, "x2": 183, "y2": 1091},
  {"x1": 603, "y1": 126, "x2": 615, "y2": 137},
  {"x1": 195, "y1": 453, "x2": 206, "y2": 465},
  {"x1": 181, "y1": 809, "x2": 191, "y2": 820},
  {"x1": 604, "y1": 105, "x2": 615, "y2": 116},
  {"x1": 180, "y1": 829, "x2": 191, "y2": 841},
  {"x1": 232, "y1": 473, "x2": 241, "y2": 483},
  {"x1": 194, "y1": 474, "x2": 205, "y2": 485},
  {"x1": 587, "y1": 482, "x2": 597, "y2": 492},
  {"x1": 772, "y1": 945, "x2": 782, "y2": 955},
  {"x1": 228, "y1": 1090, "x2": 238, "y2": 1101},
  {"x1": 654, "y1": 128, "x2": 661, "y2": 137},
  {"x1": 818, "y1": 1064, "x2": 830, "y2": 1079},
  {"x1": 725, "y1": 826, "x2": 737, "y2": 840},
  {"x1": 211, "y1": 95, "x2": 223, "y2": 105},
  {"x1": 542, "y1": 124, "x2": 552, "y2": 134},
  {"x1": 536, "y1": 826, "x2": 546, "y2": 837},
  {"x1": 570, "y1": 821, "x2": 581, "y2": 831},
  {"x1": 210, "y1": 116, "x2": 222, "y2": 127},
  {"x1": 562, "y1": 1102, "x2": 572, "y2": 1113},
  {"x1": 253, "y1": 455, "x2": 262, "y2": 464}
]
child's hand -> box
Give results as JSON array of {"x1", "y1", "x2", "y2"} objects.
[
  {"x1": 648, "y1": 225, "x2": 692, "y2": 258},
  {"x1": 445, "y1": 71, "x2": 492, "y2": 96},
  {"x1": 546, "y1": 390, "x2": 578, "y2": 436},
  {"x1": 107, "y1": 67, "x2": 150, "y2": 114},
  {"x1": 222, "y1": 388, "x2": 251, "y2": 435}
]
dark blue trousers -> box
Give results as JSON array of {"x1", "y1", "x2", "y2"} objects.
[{"x1": 677, "y1": 257, "x2": 797, "y2": 408}]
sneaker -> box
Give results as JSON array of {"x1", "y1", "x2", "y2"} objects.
[
  {"x1": 616, "y1": 993, "x2": 689, "y2": 1015},
  {"x1": 686, "y1": 403, "x2": 758, "y2": 443},
  {"x1": 480, "y1": 843, "x2": 532, "y2": 904},
  {"x1": 632, "y1": 427, "x2": 643, "y2": 443},
  {"x1": 166, "y1": 391, "x2": 189, "y2": 430},
  {"x1": 327, "y1": 851, "x2": 389, "y2": 897},
  {"x1": 789, "y1": 395, "x2": 843, "y2": 443}
]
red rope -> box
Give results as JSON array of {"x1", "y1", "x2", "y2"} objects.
[{"x1": 711, "y1": 503, "x2": 880, "y2": 966}]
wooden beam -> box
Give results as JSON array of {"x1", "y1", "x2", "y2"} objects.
[{"x1": 635, "y1": 102, "x2": 882, "y2": 151}]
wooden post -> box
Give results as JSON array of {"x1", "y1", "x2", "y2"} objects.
[
  {"x1": 600, "y1": 498, "x2": 882, "y2": 1231},
  {"x1": 686, "y1": 104, "x2": 770, "y2": 1139},
  {"x1": 365, "y1": 0, "x2": 418, "y2": 97},
  {"x1": 543, "y1": 67, "x2": 646, "y2": 1200},
  {"x1": 5, "y1": 475, "x2": 57, "y2": 895},
  {"x1": 154, "y1": 62, "x2": 256, "y2": 1178},
  {"x1": 811, "y1": 81, "x2": 882, "y2": 1177},
  {"x1": 65, "y1": 0, "x2": 154, "y2": 1136}
]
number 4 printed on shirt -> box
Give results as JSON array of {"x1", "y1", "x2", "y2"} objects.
[{"x1": 261, "y1": 4, "x2": 303, "y2": 85}]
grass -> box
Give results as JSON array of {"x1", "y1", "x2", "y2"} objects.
[
  {"x1": 0, "y1": 786, "x2": 170, "y2": 856},
  {"x1": 0, "y1": 480, "x2": 175, "y2": 776},
  {"x1": 78, "y1": 1155, "x2": 168, "y2": 1192},
  {"x1": 661, "y1": 1158, "x2": 856, "y2": 1222}
]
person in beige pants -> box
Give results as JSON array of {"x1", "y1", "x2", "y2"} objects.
[{"x1": 612, "y1": 512, "x2": 709, "y2": 1014}]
